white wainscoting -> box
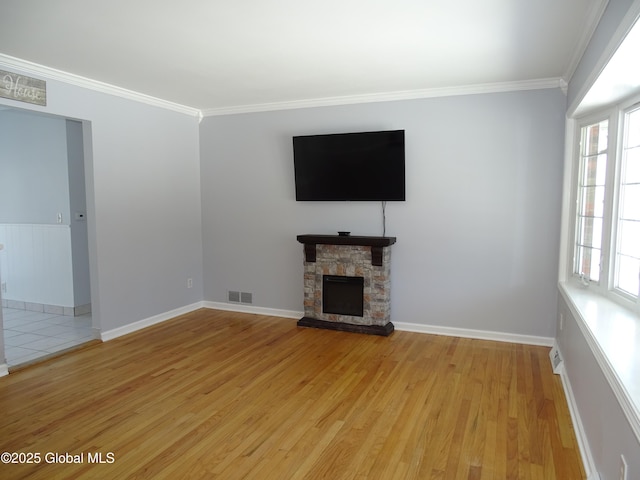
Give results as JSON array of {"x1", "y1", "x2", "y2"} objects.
[{"x1": 0, "y1": 224, "x2": 74, "y2": 308}]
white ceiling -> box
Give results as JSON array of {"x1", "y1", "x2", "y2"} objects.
[{"x1": 0, "y1": 0, "x2": 607, "y2": 113}]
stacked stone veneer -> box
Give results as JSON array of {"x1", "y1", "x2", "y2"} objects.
[{"x1": 303, "y1": 244, "x2": 391, "y2": 327}]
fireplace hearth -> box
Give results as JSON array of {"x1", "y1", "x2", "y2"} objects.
[{"x1": 296, "y1": 234, "x2": 396, "y2": 336}]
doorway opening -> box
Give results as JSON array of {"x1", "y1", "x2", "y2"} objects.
[{"x1": 0, "y1": 107, "x2": 96, "y2": 368}]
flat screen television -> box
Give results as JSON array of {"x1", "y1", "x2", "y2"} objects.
[{"x1": 293, "y1": 129, "x2": 405, "y2": 201}]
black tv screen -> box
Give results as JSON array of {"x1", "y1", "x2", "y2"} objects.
[{"x1": 293, "y1": 129, "x2": 405, "y2": 201}]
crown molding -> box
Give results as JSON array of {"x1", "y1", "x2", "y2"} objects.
[
  {"x1": 0, "y1": 54, "x2": 201, "y2": 117},
  {"x1": 201, "y1": 78, "x2": 565, "y2": 117},
  {"x1": 0, "y1": 53, "x2": 565, "y2": 119}
]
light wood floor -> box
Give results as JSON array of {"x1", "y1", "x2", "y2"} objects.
[{"x1": 0, "y1": 309, "x2": 584, "y2": 479}]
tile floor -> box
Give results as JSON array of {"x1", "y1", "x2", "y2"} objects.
[{"x1": 2, "y1": 308, "x2": 94, "y2": 367}]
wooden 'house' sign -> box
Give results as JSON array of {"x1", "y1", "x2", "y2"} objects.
[{"x1": 1, "y1": 69, "x2": 47, "y2": 106}]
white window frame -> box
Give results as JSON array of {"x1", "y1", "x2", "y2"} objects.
[
  {"x1": 569, "y1": 94, "x2": 640, "y2": 316},
  {"x1": 610, "y1": 98, "x2": 640, "y2": 311},
  {"x1": 572, "y1": 112, "x2": 613, "y2": 285}
]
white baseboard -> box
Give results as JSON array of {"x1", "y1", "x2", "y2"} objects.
[
  {"x1": 0, "y1": 363, "x2": 8, "y2": 377},
  {"x1": 553, "y1": 342, "x2": 600, "y2": 480},
  {"x1": 200, "y1": 304, "x2": 553, "y2": 346},
  {"x1": 202, "y1": 301, "x2": 301, "y2": 319},
  {"x1": 394, "y1": 321, "x2": 554, "y2": 347},
  {"x1": 100, "y1": 302, "x2": 205, "y2": 341},
  {"x1": 99, "y1": 301, "x2": 554, "y2": 347}
]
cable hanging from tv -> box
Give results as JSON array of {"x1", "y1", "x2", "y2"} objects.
[{"x1": 382, "y1": 201, "x2": 387, "y2": 237}]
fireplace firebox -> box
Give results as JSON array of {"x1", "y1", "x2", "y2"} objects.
[{"x1": 323, "y1": 275, "x2": 364, "y2": 317}]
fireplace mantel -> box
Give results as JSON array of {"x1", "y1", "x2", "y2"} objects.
[
  {"x1": 296, "y1": 234, "x2": 395, "y2": 336},
  {"x1": 297, "y1": 235, "x2": 396, "y2": 267},
  {"x1": 296, "y1": 234, "x2": 396, "y2": 247}
]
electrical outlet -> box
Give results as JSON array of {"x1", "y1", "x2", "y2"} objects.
[
  {"x1": 187, "y1": 278, "x2": 193, "y2": 289},
  {"x1": 1, "y1": 282, "x2": 6, "y2": 293},
  {"x1": 620, "y1": 454, "x2": 628, "y2": 480},
  {"x1": 559, "y1": 313, "x2": 564, "y2": 331}
]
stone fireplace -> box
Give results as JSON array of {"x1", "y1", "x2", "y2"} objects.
[{"x1": 296, "y1": 234, "x2": 396, "y2": 336}]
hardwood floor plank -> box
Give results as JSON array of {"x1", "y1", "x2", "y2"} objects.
[{"x1": 0, "y1": 309, "x2": 585, "y2": 479}]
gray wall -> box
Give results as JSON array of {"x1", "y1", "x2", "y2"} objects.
[
  {"x1": 200, "y1": 88, "x2": 567, "y2": 338},
  {"x1": 0, "y1": 71, "x2": 204, "y2": 333},
  {"x1": 0, "y1": 110, "x2": 70, "y2": 224}
]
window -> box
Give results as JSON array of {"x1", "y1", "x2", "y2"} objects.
[
  {"x1": 572, "y1": 98, "x2": 640, "y2": 310},
  {"x1": 575, "y1": 119, "x2": 608, "y2": 283},
  {"x1": 614, "y1": 105, "x2": 640, "y2": 298}
]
